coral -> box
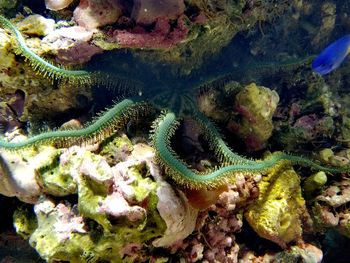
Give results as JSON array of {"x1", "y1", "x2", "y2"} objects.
[
  {"x1": 0, "y1": 83, "x2": 349, "y2": 262},
  {"x1": 13, "y1": 207, "x2": 38, "y2": 239},
  {"x1": 1, "y1": 1, "x2": 350, "y2": 261},
  {"x1": 245, "y1": 162, "x2": 306, "y2": 248},
  {"x1": 316, "y1": 181, "x2": 350, "y2": 208},
  {"x1": 169, "y1": 173, "x2": 259, "y2": 262},
  {"x1": 339, "y1": 116, "x2": 350, "y2": 147},
  {"x1": 0, "y1": 14, "x2": 95, "y2": 122},
  {"x1": 228, "y1": 83, "x2": 279, "y2": 151},
  {"x1": 0, "y1": 116, "x2": 205, "y2": 261},
  {"x1": 0, "y1": 15, "x2": 91, "y2": 83},
  {"x1": 271, "y1": 74, "x2": 340, "y2": 152},
  {"x1": 152, "y1": 169, "x2": 198, "y2": 247},
  {"x1": 77, "y1": 0, "x2": 293, "y2": 75},
  {"x1": 318, "y1": 148, "x2": 350, "y2": 167},
  {"x1": 292, "y1": 115, "x2": 334, "y2": 141},
  {"x1": 0, "y1": 90, "x2": 25, "y2": 133},
  {"x1": 197, "y1": 79, "x2": 242, "y2": 122}
]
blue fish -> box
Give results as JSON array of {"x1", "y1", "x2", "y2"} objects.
[{"x1": 312, "y1": 35, "x2": 350, "y2": 75}]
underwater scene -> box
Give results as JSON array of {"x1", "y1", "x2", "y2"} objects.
[{"x1": 2, "y1": 0, "x2": 350, "y2": 262}]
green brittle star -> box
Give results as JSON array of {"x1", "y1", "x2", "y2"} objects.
[
  {"x1": 0, "y1": 14, "x2": 348, "y2": 190},
  {"x1": 0, "y1": 14, "x2": 143, "y2": 92},
  {"x1": 1, "y1": 98, "x2": 349, "y2": 190}
]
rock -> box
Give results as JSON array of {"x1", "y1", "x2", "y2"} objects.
[
  {"x1": 45, "y1": 0, "x2": 74, "y2": 11},
  {"x1": 245, "y1": 161, "x2": 305, "y2": 248},
  {"x1": 16, "y1": 15, "x2": 55, "y2": 36},
  {"x1": 0, "y1": 145, "x2": 60, "y2": 203},
  {"x1": 42, "y1": 25, "x2": 103, "y2": 64},
  {"x1": 73, "y1": 0, "x2": 122, "y2": 30},
  {"x1": 228, "y1": 83, "x2": 279, "y2": 151}
]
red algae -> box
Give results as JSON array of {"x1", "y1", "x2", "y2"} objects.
[{"x1": 108, "y1": 16, "x2": 189, "y2": 49}]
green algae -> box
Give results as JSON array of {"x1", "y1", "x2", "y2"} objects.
[
  {"x1": 36, "y1": 153, "x2": 77, "y2": 196},
  {"x1": 25, "y1": 192, "x2": 166, "y2": 262},
  {"x1": 14, "y1": 146, "x2": 166, "y2": 262},
  {"x1": 13, "y1": 207, "x2": 38, "y2": 239},
  {"x1": 245, "y1": 162, "x2": 305, "y2": 248},
  {"x1": 99, "y1": 134, "x2": 134, "y2": 165},
  {"x1": 303, "y1": 171, "x2": 328, "y2": 196}
]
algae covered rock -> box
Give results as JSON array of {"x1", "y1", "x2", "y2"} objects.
[
  {"x1": 0, "y1": 0, "x2": 17, "y2": 13},
  {"x1": 229, "y1": 83, "x2": 279, "y2": 151},
  {"x1": 8, "y1": 134, "x2": 198, "y2": 262},
  {"x1": 245, "y1": 161, "x2": 305, "y2": 248},
  {"x1": 16, "y1": 15, "x2": 55, "y2": 36},
  {"x1": 0, "y1": 15, "x2": 92, "y2": 123},
  {"x1": 0, "y1": 144, "x2": 60, "y2": 203}
]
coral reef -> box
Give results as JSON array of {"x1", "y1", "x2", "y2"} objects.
[
  {"x1": 1, "y1": 93, "x2": 349, "y2": 260},
  {"x1": 311, "y1": 2, "x2": 337, "y2": 48},
  {"x1": 2, "y1": 1, "x2": 350, "y2": 262}
]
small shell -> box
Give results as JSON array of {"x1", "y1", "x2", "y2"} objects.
[{"x1": 45, "y1": 0, "x2": 74, "y2": 11}]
